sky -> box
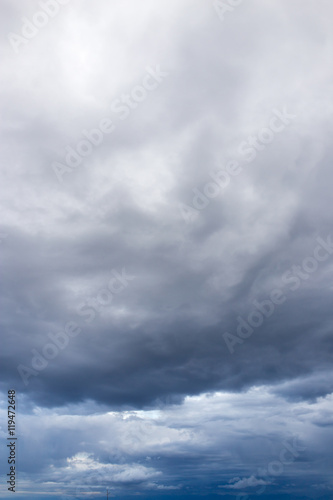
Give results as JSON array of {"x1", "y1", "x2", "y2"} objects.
[{"x1": 1, "y1": 0, "x2": 333, "y2": 498}]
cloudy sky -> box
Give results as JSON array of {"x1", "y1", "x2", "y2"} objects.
[{"x1": 1, "y1": 0, "x2": 333, "y2": 498}]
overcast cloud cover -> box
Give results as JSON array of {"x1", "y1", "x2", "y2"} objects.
[{"x1": 1, "y1": 0, "x2": 333, "y2": 498}]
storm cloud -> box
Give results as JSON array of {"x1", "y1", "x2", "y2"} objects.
[{"x1": 1, "y1": 0, "x2": 333, "y2": 498}]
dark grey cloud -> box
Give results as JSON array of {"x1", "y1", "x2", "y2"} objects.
[{"x1": 1, "y1": 0, "x2": 333, "y2": 497}]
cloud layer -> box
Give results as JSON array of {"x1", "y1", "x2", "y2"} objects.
[{"x1": 1, "y1": 0, "x2": 333, "y2": 497}]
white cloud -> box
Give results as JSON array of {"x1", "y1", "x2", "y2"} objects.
[{"x1": 226, "y1": 475, "x2": 271, "y2": 489}]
